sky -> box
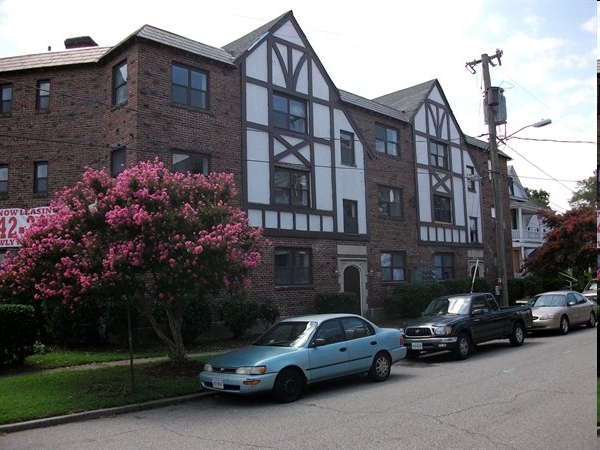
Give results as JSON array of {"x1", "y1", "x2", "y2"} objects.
[{"x1": 0, "y1": 0, "x2": 596, "y2": 212}]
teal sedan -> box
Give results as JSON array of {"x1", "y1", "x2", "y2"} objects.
[{"x1": 199, "y1": 313, "x2": 407, "y2": 403}]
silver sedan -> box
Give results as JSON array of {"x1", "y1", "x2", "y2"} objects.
[{"x1": 527, "y1": 290, "x2": 597, "y2": 335}]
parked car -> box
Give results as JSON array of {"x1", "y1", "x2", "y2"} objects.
[
  {"x1": 199, "y1": 313, "x2": 406, "y2": 403},
  {"x1": 400, "y1": 292, "x2": 532, "y2": 360},
  {"x1": 527, "y1": 290, "x2": 597, "y2": 334},
  {"x1": 581, "y1": 279, "x2": 597, "y2": 303}
]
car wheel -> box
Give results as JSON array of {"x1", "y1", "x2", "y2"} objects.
[
  {"x1": 406, "y1": 350, "x2": 420, "y2": 360},
  {"x1": 509, "y1": 323, "x2": 525, "y2": 347},
  {"x1": 273, "y1": 368, "x2": 304, "y2": 403},
  {"x1": 369, "y1": 352, "x2": 391, "y2": 381},
  {"x1": 587, "y1": 312, "x2": 596, "y2": 328},
  {"x1": 558, "y1": 315, "x2": 569, "y2": 335},
  {"x1": 453, "y1": 332, "x2": 471, "y2": 360}
]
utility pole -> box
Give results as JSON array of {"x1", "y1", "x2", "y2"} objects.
[{"x1": 466, "y1": 50, "x2": 509, "y2": 307}]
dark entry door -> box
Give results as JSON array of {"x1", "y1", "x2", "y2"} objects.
[{"x1": 343, "y1": 265, "x2": 361, "y2": 314}]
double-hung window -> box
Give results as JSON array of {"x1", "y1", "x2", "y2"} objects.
[
  {"x1": 343, "y1": 199, "x2": 358, "y2": 234},
  {"x1": 34, "y1": 162, "x2": 48, "y2": 194},
  {"x1": 434, "y1": 253, "x2": 454, "y2": 280},
  {"x1": 340, "y1": 131, "x2": 355, "y2": 166},
  {"x1": 172, "y1": 64, "x2": 208, "y2": 109},
  {"x1": 433, "y1": 194, "x2": 452, "y2": 223},
  {"x1": 378, "y1": 186, "x2": 402, "y2": 218},
  {"x1": 1, "y1": 85, "x2": 12, "y2": 113},
  {"x1": 380, "y1": 252, "x2": 406, "y2": 282},
  {"x1": 274, "y1": 168, "x2": 309, "y2": 206},
  {"x1": 274, "y1": 248, "x2": 311, "y2": 286},
  {"x1": 111, "y1": 148, "x2": 126, "y2": 177},
  {"x1": 173, "y1": 152, "x2": 210, "y2": 175},
  {"x1": 466, "y1": 165, "x2": 476, "y2": 191},
  {"x1": 273, "y1": 93, "x2": 307, "y2": 133},
  {"x1": 375, "y1": 124, "x2": 398, "y2": 156},
  {"x1": 113, "y1": 61, "x2": 127, "y2": 106},
  {"x1": 429, "y1": 141, "x2": 448, "y2": 169},
  {"x1": 36, "y1": 80, "x2": 50, "y2": 111}
]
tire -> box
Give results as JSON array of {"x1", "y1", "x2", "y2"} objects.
[
  {"x1": 406, "y1": 350, "x2": 420, "y2": 360},
  {"x1": 272, "y1": 368, "x2": 304, "y2": 403},
  {"x1": 509, "y1": 322, "x2": 525, "y2": 347},
  {"x1": 587, "y1": 312, "x2": 596, "y2": 328},
  {"x1": 453, "y1": 332, "x2": 471, "y2": 360},
  {"x1": 558, "y1": 315, "x2": 570, "y2": 335},
  {"x1": 369, "y1": 352, "x2": 392, "y2": 381}
]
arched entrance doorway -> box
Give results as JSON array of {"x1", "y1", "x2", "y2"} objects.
[
  {"x1": 337, "y1": 258, "x2": 367, "y2": 315},
  {"x1": 343, "y1": 265, "x2": 361, "y2": 314}
]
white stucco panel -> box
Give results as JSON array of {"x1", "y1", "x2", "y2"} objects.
[
  {"x1": 247, "y1": 209, "x2": 263, "y2": 227},
  {"x1": 315, "y1": 166, "x2": 333, "y2": 211},
  {"x1": 312, "y1": 60, "x2": 330, "y2": 101},
  {"x1": 420, "y1": 226, "x2": 429, "y2": 241},
  {"x1": 293, "y1": 49, "x2": 308, "y2": 95},
  {"x1": 418, "y1": 171, "x2": 432, "y2": 221},
  {"x1": 309, "y1": 214, "x2": 321, "y2": 232},
  {"x1": 246, "y1": 131, "x2": 270, "y2": 204},
  {"x1": 265, "y1": 210, "x2": 278, "y2": 228},
  {"x1": 429, "y1": 85, "x2": 444, "y2": 104},
  {"x1": 322, "y1": 215, "x2": 334, "y2": 232},
  {"x1": 295, "y1": 213, "x2": 308, "y2": 231},
  {"x1": 280, "y1": 212, "x2": 294, "y2": 229},
  {"x1": 414, "y1": 107, "x2": 426, "y2": 133},
  {"x1": 453, "y1": 176, "x2": 466, "y2": 226},
  {"x1": 245, "y1": 41, "x2": 268, "y2": 82},
  {"x1": 451, "y1": 145, "x2": 463, "y2": 175},
  {"x1": 246, "y1": 83, "x2": 268, "y2": 125},
  {"x1": 415, "y1": 137, "x2": 428, "y2": 165},
  {"x1": 313, "y1": 103, "x2": 330, "y2": 140},
  {"x1": 272, "y1": 43, "x2": 287, "y2": 88},
  {"x1": 274, "y1": 21, "x2": 303, "y2": 47}
]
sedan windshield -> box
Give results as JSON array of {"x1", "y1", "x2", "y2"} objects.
[
  {"x1": 529, "y1": 294, "x2": 566, "y2": 307},
  {"x1": 253, "y1": 321, "x2": 317, "y2": 348}
]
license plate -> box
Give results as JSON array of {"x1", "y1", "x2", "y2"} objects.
[
  {"x1": 212, "y1": 378, "x2": 224, "y2": 389},
  {"x1": 412, "y1": 342, "x2": 423, "y2": 350}
]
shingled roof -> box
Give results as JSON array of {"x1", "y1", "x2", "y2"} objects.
[{"x1": 372, "y1": 79, "x2": 437, "y2": 120}]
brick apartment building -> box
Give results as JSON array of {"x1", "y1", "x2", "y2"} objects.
[{"x1": 0, "y1": 11, "x2": 512, "y2": 318}]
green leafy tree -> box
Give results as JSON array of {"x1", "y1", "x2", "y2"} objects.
[
  {"x1": 569, "y1": 173, "x2": 596, "y2": 207},
  {"x1": 524, "y1": 188, "x2": 550, "y2": 208},
  {"x1": 523, "y1": 204, "x2": 596, "y2": 286},
  {"x1": 0, "y1": 159, "x2": 267, "y2": 365}
]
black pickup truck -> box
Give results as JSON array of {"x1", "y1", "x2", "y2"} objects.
[{"x1": 400, "y1": 292, "x2": 533, "y2": 360}]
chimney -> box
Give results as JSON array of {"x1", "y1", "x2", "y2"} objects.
[{"x1": 64, "y1": 36, "x2": 98, "y2": 49}]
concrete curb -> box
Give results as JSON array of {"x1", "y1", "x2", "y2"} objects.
[{"x1": 0, "y1": 391, "x2": 215, "y2": 434}]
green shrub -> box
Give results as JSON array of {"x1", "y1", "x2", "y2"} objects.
[
  {"x1": 154, "y1": 293, "x2": 212, "y2": 345},
  {"x1": 0, "y1": 304, "x2": 38, "y2": 365},
  {"x1": 220, "y1": 299, "x2": 260, "y2": 338},
  {"x1": 314, "y1": 292, "x2": 359, "y2": 314},
  {"x1": 258, "y1": 302, "x2": 280, "y2": 330},
  {"x1": 42, "y1": 296, "x2": 107, "y2": 346},
  {"x1": 384, "y1": 283, "x2": 444, "y2": 318}
]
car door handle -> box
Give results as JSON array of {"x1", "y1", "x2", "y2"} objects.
[
  {"x1": 370, "y1": 341, "x2": 377, "y2": 346},
  {"x1": 339, "y1": 347, "x2": 347, "y2": 352}
]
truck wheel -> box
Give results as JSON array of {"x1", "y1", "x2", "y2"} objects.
[
  {"x1": 509, "y1": 322, "x2": 525, "y2": 347},
  {"x1": 453, "y1": 333, "x2": 471, "y2": 360},
  {"x1": 558, "y1": 315, "x2": 569, "y2": 335}
]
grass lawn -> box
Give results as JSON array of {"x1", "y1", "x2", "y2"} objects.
[{"x1": 0, "y1": 358, "x2": 208, "y2": 425}]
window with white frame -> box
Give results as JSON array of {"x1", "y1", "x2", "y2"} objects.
[
  {"x1": 34, "y1": 162, "x2": 48, "y2": 194},
  {"x1": 433, "y1": 194, "x2": 452, "y2": 223},
  {"x1": 1, "y1": 84, "x2": 12, "y2": 113},
  {"x1": 113, "y1": 61, "x2": 127, "y2": 106},
  {"x1": 434, "y1": 253, "x2": 454, "y2": 280},
  {"x1": 343, "y1": 199, "x2": 358, "y2": 234},
  {"x1": 0, "y1": 165, "x2": 8, "y2": 195},
  {"x1": 173, "y1": 152, "x2": 210, "y2": 175},
  {"x1": 340, "y1": 130, "x2": 355, "y2": 166},
  {"x1": 429, "y1": 141, "x2": 448, "y2": 169},
  {"x1": 36, "y1": 80, "x2": 50, "y2": 111}
]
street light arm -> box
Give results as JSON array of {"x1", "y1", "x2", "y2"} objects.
[{"x1": 505, "y1": 119, "x2": 552, "y2": 140}]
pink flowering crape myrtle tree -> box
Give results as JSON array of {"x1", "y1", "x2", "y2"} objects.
[{"x1": 0, "y1": 159, "x2": 267, "y2": 365}]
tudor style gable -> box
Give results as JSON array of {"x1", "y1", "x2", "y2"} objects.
[{"x1": 227, "y1": 12, "x2": 368, "y2": 238}]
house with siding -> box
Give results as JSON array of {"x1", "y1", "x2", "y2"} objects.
[{"x1": 0, "y1": 11, "x2": 512, "y2": 318}]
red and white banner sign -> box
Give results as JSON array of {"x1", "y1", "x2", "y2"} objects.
[
  {"x1": 0, "y1": 207, "x2": 54, "y2": 248},
  {"x1": 597, "y1": 209, "x2": 600, "y2": 250}
]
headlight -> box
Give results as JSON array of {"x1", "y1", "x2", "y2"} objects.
[
  {"x1": 203, "y1": 363, "x2": 213, "y2": 372},
  {"x1": 236, "y1": 366, "x2": 267, "y2": 375},
  {"x1": 539, "y1": 313, "x2": 555, "y2": 320},
  {"x1": 432, "y1": 326, "x2": 452, "y2": 335}
]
